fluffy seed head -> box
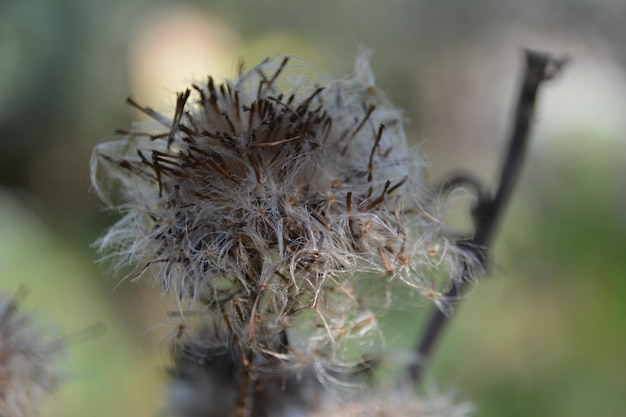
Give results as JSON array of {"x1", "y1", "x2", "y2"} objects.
[
  {"x1": 91, "y1": 53, "x2": 470, "y2": 379},
  {"x1": 0, "y1": 289, "x2": 63, "y2": 417}
]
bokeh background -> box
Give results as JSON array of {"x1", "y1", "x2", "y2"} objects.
[{"x1": 1, "y1": 0, "x2": 625, "y2": 416}]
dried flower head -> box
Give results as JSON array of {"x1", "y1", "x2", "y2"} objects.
[
  {"x1": 0, "y1": 288, "x2": 63, "y2": 417},
  {"x1": 91, "y1": 53, "x2": 471, "y2": 383}
]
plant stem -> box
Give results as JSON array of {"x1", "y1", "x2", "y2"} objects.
[
  {"x1": 406, "y1": 49, "x2": 567, "y2": 386},
  {"x1": 234, "y1": 354, "x2": 255, "y2": 417}
]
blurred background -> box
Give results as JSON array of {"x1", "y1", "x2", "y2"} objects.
[{"x1": 1, "y1": 0, "x2": 625, "y2": 416}]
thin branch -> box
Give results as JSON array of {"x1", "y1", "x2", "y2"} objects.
[
  {"x1": 234, "y1": 354, "x2": 255, "y2": 417},
  {"x1": 405, "y1": 49, "x2": 568, "y2": 386}
]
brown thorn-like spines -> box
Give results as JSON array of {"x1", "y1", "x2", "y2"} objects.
[
  {"x1": 234, "y1": 90, "x2": 241, "y2": 121},
  {"x1": 387, "y1": 175, "x2": 408, "y2": 195},
  {"x1": 267, "y1": 96, "x2": 305, "y2": 123},
  {"x1": 125, "y1": 96, "x2": 171, "y2": 127},
  {"x1": 207, "y1": 77, "x2": 221, "y2": 114},
  {"x1": 268, "y1": 57, "x2": 290, "y2": 89},
  {"x1": 168, "y1": 89, "x2": 191, "y2": 149},
  {"x1": 311, "y1": 211, "x2": 331, "y2": 230},
  {"x1": 222, "y1": 111, "x2": 237, "y2": 135},
  {"x1": 183, "y1": 110, "x2": 200, "y2": 134},
  {"x1": 247, "y1": 151, "x2": 262, "y2": 185},
  {"x1": 256, "y1": 76, "x2": 266, "y2": 100},
  {"x1": 296, "y1": 87, "x2": 325, "y2": 115},
  {"x1": 362, "y1": 181, "x2": 389, "y2": 212},
  {"x1": 321, "y1": 118, "x2": 333, "y2": 144},
  {"x1": 192, "y1": 83, "x2": 205, "y2": 103},
  {"x1": 368, "y1": 123, "x2": 385, "y2": 183},
  {"x1": 136, "y1": 149, "x2": 150, "y2": 165},
  {"x1": 351, "y1": 104, "x2": 376, "y2": 138},
  {"x1": 246, "y1": 102, "x2": 256, "y2": 130}
]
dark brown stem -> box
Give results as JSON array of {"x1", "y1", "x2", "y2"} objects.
[
  {"x1": 234, "y1": 353, "x2": 255, "y2": 417},
  {"x1": 221, "y1": 305, "x2": 256, "y2": 417},
  {"x1": 405, "y1": 49, "x2": 567, "y2": 386}
]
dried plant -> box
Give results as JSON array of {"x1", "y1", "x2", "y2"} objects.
[
  {"x1": 91, "y1": 50, "x2": 564, "y2": 416},
  {"x1": 0, "y1": 288, "x2": 63, "y2": 417}
]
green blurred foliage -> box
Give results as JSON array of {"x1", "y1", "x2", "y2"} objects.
[{"x1": 1, "y1": 0, "x2": 625, "y2": 416}]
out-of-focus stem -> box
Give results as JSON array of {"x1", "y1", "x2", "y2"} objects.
[
  {"x1": 234, "y1": 354, "x2": 255, "y2": 417},
  {"x1": 406, "y1": 49, "x2": 567, "y2": 386}
]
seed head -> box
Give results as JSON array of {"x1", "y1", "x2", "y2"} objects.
[
  {"x1": 91, "y1": 53, "x2": 470, "y2": 380},
  {"x1": 0, "y1": 289, "x2": 63, "y2": 417}
]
